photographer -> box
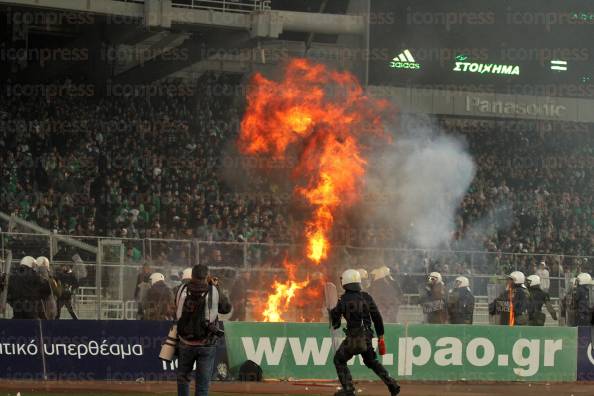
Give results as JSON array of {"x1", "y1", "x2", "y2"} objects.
[{"x1": 175, "y1": 265, "x2": 231, "y2": 396}]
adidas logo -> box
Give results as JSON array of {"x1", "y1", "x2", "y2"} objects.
[{"x1": 389, "y1": 49, "x2": 421, "y2": 70}]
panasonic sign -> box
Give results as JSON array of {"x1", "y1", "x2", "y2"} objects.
[{"x1": 465, "y1": 96, "x2": 566, "y2": 118}]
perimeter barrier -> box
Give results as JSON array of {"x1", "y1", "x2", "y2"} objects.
[
  {"x1": 224, "y1": 322, "x2": 579, "y2": 381},
  {"x1": 3, "y1": 321, "x2": 594, "y2": 382}
]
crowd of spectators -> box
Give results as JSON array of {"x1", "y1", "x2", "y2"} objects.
[
  {"x1": 450, "y1": 119, "x2": 593, "y2": 278},
  {"x1": 1, "y1": 77, "x2": 592, "y2": 283},
  {"x1": 0, "y1": 75, "x2": 291, "y2": 249}
]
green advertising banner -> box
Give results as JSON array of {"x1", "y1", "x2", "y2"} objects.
[{"x1": 224, "y1": 322, "x2": 577, "y2": 382}]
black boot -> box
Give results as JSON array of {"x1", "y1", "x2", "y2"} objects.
[
  {"x1": 387, "y1": 380, "x2": 400, "y2": 396},
  {"x1": 334, "y1": 389, "x2": 356, "y2": 396},
  {"x1": 364, "y1": 357, "x2": 400, "y2": 395},
  {"x1": 334, "y1": 348, "x2": 356, "y2": 396}
]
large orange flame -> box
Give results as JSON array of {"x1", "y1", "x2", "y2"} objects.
[
  {"x1": 261, "y1": 259, "x2": 311, "y2": 322},
  {"x1": 262, "y1": 279, "x2": 310, "y2": 322},
  {"x1": 239, "y1": 58, "x2": 389, "y2": 321}
]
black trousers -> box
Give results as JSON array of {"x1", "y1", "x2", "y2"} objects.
[
  {"x1": 12, "y1": 310, "x2": 37, "y2": 319},
  {"x1": 57, "y1": 298, "x2": 78, "y2": 320},
  {"x1": 10, "y1": 300, "x2": 40, "y2": 319},
  {"x1": 333, "y1": 335, "x2": 397, "y2": 394}
]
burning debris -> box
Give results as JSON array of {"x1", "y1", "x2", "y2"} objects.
[
  {"x1": 261, "y1": 260, "x2": 310, "y2": 323},
  {"x1": 238, "y1": 58, "x2": 390, "y2": 322}
]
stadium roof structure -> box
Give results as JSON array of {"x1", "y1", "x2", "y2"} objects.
[{"x1": 0, "y1": 0, "x2": 366, "y2": 83}]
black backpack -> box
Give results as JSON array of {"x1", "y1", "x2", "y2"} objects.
[
  {"x1": 177, "y1": 284, "x2": 213, "y2": 340},
  {"x1": 238, "y1": 360, "x2": 263, "y2": 382}
]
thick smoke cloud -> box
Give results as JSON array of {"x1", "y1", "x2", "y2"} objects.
[{"x1": 365, "y1": 114, "x2": 476, "y2": 249}]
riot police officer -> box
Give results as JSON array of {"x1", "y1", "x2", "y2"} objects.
[
  {"x1": 7, "y1": 256, "x2": 51, "y2": 319},
  {"x1": 447, "y1": 276, "x2": 475, "y2": 324},
  {"x1": 526, "y1": 274, "x2": 557, "y2": 326},
  {"x1": 357, "y1": 268, "x2": 370, "y2": 291},
  {"x1": 369, "y1": 266, "x2": 401, "y2": 323},
  {"x1": 573, "y1": 273, "x2": 593, "y2": 326},
  {"x1": 489, "y1": 271, "x2": 529, "y2": 326},
  {"x1": 420, "y1": 272, "x2": 448, "y2": 324},
  {"x1": 331, "y1": 269, "x2": 400, "y2": 396}
]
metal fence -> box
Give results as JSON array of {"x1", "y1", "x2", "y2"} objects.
[
  {"x1": 114, "y1": 0, "x2": 272, "y2": 13},
  {"x1": 171, "y1": 0, "x2": 271, "y2": 13},
  {"x1": 1, "y1": 231, "x2": 591, "y2": 324}
]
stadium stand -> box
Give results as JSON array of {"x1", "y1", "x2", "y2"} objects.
[{"x1": 1, "y1": 80, "x2": 592, "y2": 269}]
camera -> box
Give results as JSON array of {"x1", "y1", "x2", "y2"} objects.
[
  {"x1": 207, "y1": 321, "x2": 225, "y2": 337},
  {"x1": 207, "y1": 276, "x2": 219, "y2": 286}
]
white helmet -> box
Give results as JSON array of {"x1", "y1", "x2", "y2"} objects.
[
  {"x1": 182, "y1": 267, "x2": 192, "y2": 280},
  {"x1": 36, "y1": 256, "x2": 50, "y2": 269},
  {"x1": 149, "y1": 272, "x2": 165, "y2": 286},
  {"x1": 371, "y1": 266, "x2": 393, "y2": 281},
  {"x1": 428, "y1": 272, "x2": 442, "y2": 284},
  {"x1": 576, "y1": 273, "x2": 592, "y2": 286},
  {"x1": 20, "y1": 256, "x2": 36, "y2": 268},
  {"x1": 508, "y1": 271, "x2": 525, "y2": 285},
  {"x1": 357, "y1": 268, "x2": 369, "y2": 280},
  {"x1": 341, "y1": 269, "x2": 361, "y2": 286},
  {"x1": 455, "y1": 276, "x2": 469, "y2": 288},
  {"x1": 526, "y1": 274, "x2": 540, "y2": 287}
]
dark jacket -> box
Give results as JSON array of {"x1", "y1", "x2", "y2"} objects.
[
  {"x1": 55, "y1": 270, "x2": 79, "y2": 300},
  {"x1": 448, "y1": 287, "x2": 475, "y2": 324},
  {"x1": 528, "y1": 286, "x2": 556, "y2": 326},
  {"x1": 573, "y1": 285, "x2": 593, "y2": 326},
  {"x1": 7, "y1": 265, "x2": 51, "y2": 319},
  {"x1": 143, "y1": 281, "x2": 175, "y2": 320},
  {"x1": 330, "y1": 287, "x2": 384, "y2": 337},
  {"x1": 489, "y1": 284, "x2": 529, "y2": 325},
  {"x1": 420, "y1": 283, "x2": 448, "y2": 324}
]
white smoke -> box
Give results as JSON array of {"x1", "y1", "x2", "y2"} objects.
[{"x1": 365, "y1": 114, "x2": 476, "y2": 249}]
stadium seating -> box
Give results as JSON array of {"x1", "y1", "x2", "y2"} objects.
[{"x1": 0, "y1": 77, "x2": 592, "y2": 279}]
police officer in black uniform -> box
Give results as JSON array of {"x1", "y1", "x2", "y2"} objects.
[
  {"x1": 526, "y1": 274, "x2": 557, "y2": 326},
  {"x1": 573, "y1": 272, "x2": 594, "y2": 326},
  {"x1": 489, "y1": 271, "x2": 529, "y2": 325},
  {"x1": 7, "y1": 256, "x2": 51, "y2": 319},
  {"x1": 331, "y1": 269, "x2": 400, "y2": 396},
  {"x1": 420, "y1": 272, "x2": 448, "y2": 324},
  {"x1": 448, "y1": 276, "x2": 475, "y2": 324}
]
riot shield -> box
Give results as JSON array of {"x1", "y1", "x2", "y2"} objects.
[
  {"x1": 487, "y1": 283, "x2": 501, "y2": 325},
  {"x1": 324, "y1": 282, "x2": 341, "y2": 353},
  {"x1": 558, "y1": 287, "x2": 566, "y2": 326},
  {"x1": 588, "y1": 284, "x2": 594, "y2": 311},
  {"x1": 566, "y1": 287, "x2": 576, "y2": 327}
]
